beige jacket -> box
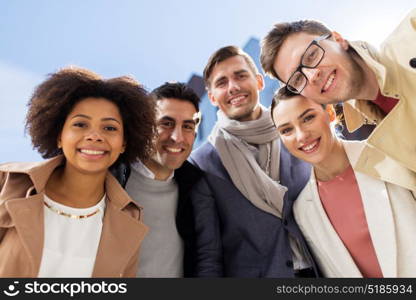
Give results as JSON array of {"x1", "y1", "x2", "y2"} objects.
[
  {"x1": 0, "y1": 156, "x2": 149, "y2": 277},
  {"x1": 342, "y1": 9, "x2": 416, "y2": 189},
  {"x1": 294, "y1": 140, "x2": 416, "y2": 277}
]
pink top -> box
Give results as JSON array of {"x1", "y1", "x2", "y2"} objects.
[
  {"x1": 373, "y1": 90, "x2": 398, "y2": 115},
  {"x1": 317, "y1": 165, "x2": 383, "y2": 278}
]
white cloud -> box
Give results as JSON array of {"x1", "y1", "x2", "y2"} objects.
[{"x1": 0, "y1": 62, "x2": 43, "y2": 163}]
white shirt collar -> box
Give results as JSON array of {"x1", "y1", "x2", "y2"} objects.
[{"x1": 131, "y1": 160, "x2": 174, "y2": 182}]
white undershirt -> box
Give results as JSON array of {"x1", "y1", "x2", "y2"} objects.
[
  {"x1": 38, "y1": 194, "x2": 106, "y2": 278},
  {"x1": 131, "y1": 160, "x2": 174, "y2": 181}
]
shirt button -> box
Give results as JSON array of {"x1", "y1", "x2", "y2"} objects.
[{"x1": 409, "y1": 58, "x2": 416, "y2": 68}]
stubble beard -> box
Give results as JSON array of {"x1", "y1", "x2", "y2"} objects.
[
  {"x1": 228, "y1": 99, "x2": 260, "y2": 122},
  {"x1": 341, "y1": 48, "x2": 367, "y2": 101}
]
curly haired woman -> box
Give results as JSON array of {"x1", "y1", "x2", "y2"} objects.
[{"x1": 0, "y1": 66, "x2": 156, "y2": 277}]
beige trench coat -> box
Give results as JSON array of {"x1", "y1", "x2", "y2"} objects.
[
  {"x1": 342, "y1": 9, "x2": 416, "y2": 191},
  {"x1": 0, "y1": 156, "x2": 148, "y2": 277}
]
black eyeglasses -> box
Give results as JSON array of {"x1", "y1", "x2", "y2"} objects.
[{"x1": 285, "y1": 33, "x2": 331, "y2": 94}]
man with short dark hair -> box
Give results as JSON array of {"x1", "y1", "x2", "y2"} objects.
[
  {"x1": 260, "y1": 10, "x2": 416, "y2": 190},
  {"x1": 189, "y1": 46, "x2": 320, "y2": 277},
  {"x1": 114, "y1": 82, "x2": 202, "y2": 277}
]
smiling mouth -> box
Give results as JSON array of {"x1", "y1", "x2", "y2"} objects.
[
  {"x1": 321, "y1": 71, "x2": 336, "y2": 93},
  {"x1": 78, "y1": 149, "x2": 108, "y2": 158},
  {"x1": 299, "y1": 138, "x2": 320, "y2": 153},
  {"x1": 229, "y1": 95, "x2": 247, "y2": 106},
  {"x1": 165, "y1": 146, "x2": 184, "y2": 154}
]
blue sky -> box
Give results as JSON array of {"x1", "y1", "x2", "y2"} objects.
[{"x1": 1, "y1": 0, "x2": 414, "y2": 163}]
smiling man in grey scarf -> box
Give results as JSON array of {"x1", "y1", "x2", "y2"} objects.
[{"x1": 189, "y1": 46, "x2": 319, "y2": 278}]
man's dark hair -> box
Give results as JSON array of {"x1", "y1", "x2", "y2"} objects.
[
  {"x1": 25, "y1": 66, "x2": 156, "y2": 164},
  {"x1": 151, "y1": 82, "x2": 200, "y2": 112},
  {"x1": 203, "y1": 46, "x2": 259, "y2": 89},
  {"x1": 261, "y1": 20, "x2": 331, "y2": 80}
]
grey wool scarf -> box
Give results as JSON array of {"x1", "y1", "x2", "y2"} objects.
[{"x1": 208, "y1": 105, "x2": 287, "y2": 218}]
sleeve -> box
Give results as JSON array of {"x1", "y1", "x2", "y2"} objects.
[{"x1": 190, "y1": 176, "x2": 224, "y2": 277}]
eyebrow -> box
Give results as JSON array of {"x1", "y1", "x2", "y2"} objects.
[
  {"x1": 213, "y1": 69, "x2": 249, "y2": 86},
  {"x1": 159, "y1": 116, "x2": 196, "y2": 125},
  {"x1": 234, "y1": 69, "x2": 249, "y2": 76},
  {"x1": 276, "y1": 108, "x2": 315, "y2": 129},
  {"x1": 71, "y1": 114, "x2": 122, "y2": 125}
]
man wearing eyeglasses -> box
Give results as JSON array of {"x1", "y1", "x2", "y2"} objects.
[{"x1": 260, "y1": 9, "x2": 416, "y2": 191}]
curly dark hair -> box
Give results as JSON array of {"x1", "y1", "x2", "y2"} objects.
[{"x1": 25, "y1": 66, "x2": 156, "y2": 164}]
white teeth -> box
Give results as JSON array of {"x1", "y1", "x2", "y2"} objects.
[
  {"x1": 302, "y1": 141, "x2": 318, "y2": 151},
  {"x1": 166, "y1": 147, "x2": 182, "y2": 153},
  {"x1": 80, "y1": 149, "x2": 105, "y2": 155},
  {"x1": 323, "y1": 73, "x2": 335, "y2": 92},
  {"x1": 230, "y1": 95, "x2": 245, "y2": 105}
]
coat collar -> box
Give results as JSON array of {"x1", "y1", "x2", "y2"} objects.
[
  {"x1": 343, "y1": 41, "x2": 398, "y2": 132},
  {"x1": 345, "y1": 140, "x2": 416, "y2": 192},
  {"x1": 0, "y1": 155, "x2": 64, "y2": 195}
]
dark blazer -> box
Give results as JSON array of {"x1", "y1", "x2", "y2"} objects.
[
  {"x1": 111, "y1": 160, "x2": 202, "y2": 277},
  {"x1": 189, "y1": 141, "x2": 319, "y2": 277}
]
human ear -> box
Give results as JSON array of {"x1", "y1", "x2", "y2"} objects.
[
  {"x1": 332, "y1": 31, "x2": 349, "y2": 50},
  {"x1": 207, "y1": 91, "x2": 218, "y2": 107},
  {"x1": 256, "y1": 73, "x2": 265, "y2": 91}
]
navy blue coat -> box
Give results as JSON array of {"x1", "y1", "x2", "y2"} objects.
[{"x1": 189, "y1": 141, "x2": 319, "y2": 277}]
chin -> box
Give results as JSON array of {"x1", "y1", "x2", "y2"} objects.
[
  {"x1": 164, "y1": 161, "x2": 184, "y2": 171},
  {"x1": 77, "y1": 167, "x2": 109, "y2": 176}
]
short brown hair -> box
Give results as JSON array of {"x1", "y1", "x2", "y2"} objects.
[
  {"x1": 203, "y1": 46, "x2": 259, "y2": 88},
  {"x1": 25, "y1": 66, "x2": 156, "y2": 164},
  {"x1": 261, "y1": 20, "x2": 331, "y2": 80}
]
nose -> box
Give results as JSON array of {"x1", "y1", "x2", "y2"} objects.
[
  {"x1": 228, "y1": 79, "x2": 241, "y2": 95},
  {"x1": 170, "y1": 125, "x2": 184, "y2": 143},
  {"x1": 295, "y1": 127, "x2": 310, "y2": 144},
  {"x1": 85, "y1": 129, "x2": 103, "y2": 142},
  {"x1": 302, "y1": 67, "x2": 321, "y2": 84}
]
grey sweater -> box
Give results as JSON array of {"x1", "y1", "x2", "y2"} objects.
[{"x1": 126, "y1": 167, "x2": 184, "y2": 278}]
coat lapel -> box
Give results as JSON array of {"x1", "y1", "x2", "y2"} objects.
[
  {"x1": 92, "y1": 174, "x2": 148, "y2": 277},
  {"x1": 92, "y1": 202, "x2": 148, "y2": 277}
]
